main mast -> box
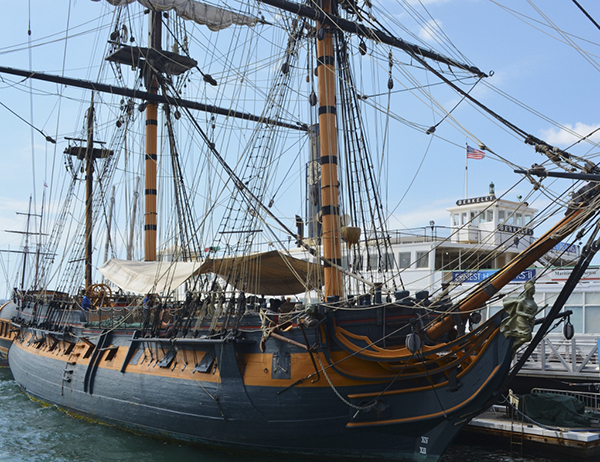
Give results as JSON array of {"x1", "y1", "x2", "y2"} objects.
[
  {"x1": 144, "y1": 11, "x2": 161, "y2": 262},
  {"x1": 317, "y1": 0, "x2": 342, "y2": 298}
]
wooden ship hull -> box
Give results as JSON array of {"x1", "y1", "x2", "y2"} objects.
[{"x1": 7, "y1": 300, "x2": 513, "y2": 461}]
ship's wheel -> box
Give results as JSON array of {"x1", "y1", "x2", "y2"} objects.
[{"x1": 86, "y1": 283, "x2": 113, "y2": 308}]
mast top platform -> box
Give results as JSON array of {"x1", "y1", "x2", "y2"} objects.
[{"x1": 106, "y1": 44, "x2": 197, "y2": 76}]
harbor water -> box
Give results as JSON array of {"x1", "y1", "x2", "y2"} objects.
[{"x1": 0, "y1": 367, "x2": 567, "y2": 462}]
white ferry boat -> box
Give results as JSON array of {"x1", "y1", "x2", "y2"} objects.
[{"x1": 376, "y1": 185, "x2": 599, "y2": 392}]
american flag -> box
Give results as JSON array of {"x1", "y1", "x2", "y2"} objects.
[{"x1": 467, "y1": 145, "x2": 485, "y2": 160}]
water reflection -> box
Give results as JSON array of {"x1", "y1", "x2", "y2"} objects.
[{"x1": 442, "y1": 443, "x2": 568, "y2": 462}]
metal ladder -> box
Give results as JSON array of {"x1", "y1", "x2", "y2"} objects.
[{"x1": 509, "y1": 391, "x2": 524, "y2": 457}]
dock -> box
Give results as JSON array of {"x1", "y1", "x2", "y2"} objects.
[{"x1": 463, "y1": 396, "x2": 600, "y2": 459}]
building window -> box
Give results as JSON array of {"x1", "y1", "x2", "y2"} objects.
[
  {"x1": 416, "y1": 251, "x2": 429, "y2": 268},
  {"x1": 398, "y1": 252, "x2": 410, "y2": 268}
]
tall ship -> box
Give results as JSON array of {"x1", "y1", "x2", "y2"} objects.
[{"x1": 1, "y1": 1, "x2": 600, "y2": 460}]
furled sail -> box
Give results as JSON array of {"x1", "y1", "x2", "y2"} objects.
[{"x1": 106, "y1": 0, "x2": 259, "y2": 31}]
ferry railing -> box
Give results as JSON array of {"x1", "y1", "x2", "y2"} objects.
[{"x1": 515, "y1": 333, "x2": 599, "y2": 380}]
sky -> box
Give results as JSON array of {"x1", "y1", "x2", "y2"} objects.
[{"x1": 1, "y1": 0, "x2": 600, "y2": 298}]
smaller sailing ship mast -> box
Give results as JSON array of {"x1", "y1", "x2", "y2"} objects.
[{"x1": 3, "y1": 197, "x2": 42, "y2": 291}]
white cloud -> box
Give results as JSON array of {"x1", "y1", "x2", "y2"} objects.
[
  {"x1": 418, "y1": 19, "x2": 442, "y2": 42},
  {"x1": 387, "y1": 203, "x2": 451, "y2": 230},
  {"x1": 540, "y1": 122, "x2": 600, "y2": 147},
  {"x1": 406, "y1": 0, "x2": 450, "y2": 5}
]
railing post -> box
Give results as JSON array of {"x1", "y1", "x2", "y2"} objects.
[
  {"x1": 541, "y1": 339, "x2": 546, "y2": 371},
  {"x1": 571, "y1": 337, "x2": 576, "y2": 373}
]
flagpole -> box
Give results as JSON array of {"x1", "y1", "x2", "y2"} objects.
[{"x1": 465, "y1": 144, "x2": 468, "y2": 198}]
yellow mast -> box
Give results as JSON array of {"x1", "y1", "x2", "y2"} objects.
[
  {"x1": 317, "y1": 0, "x2": 342, "y2": 299},
  {"x1": 144, "y1": 12, "x2": 161, "y2": 262}
]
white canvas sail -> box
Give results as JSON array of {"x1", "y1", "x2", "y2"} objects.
[
  {"x1": 99, "y1": 258, "x2": 202, "y2": 294},
  {"x1": 106, "y1": 0, "x2": 259, "y2": 31},
  {"x1": 100, "y1": 250, "x2": 322, "y2": 296}
]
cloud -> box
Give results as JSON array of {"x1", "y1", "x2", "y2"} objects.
[
  {"x1": 387, "y1": 203, "x2": 450, "y2": 230},
  {"x1": 418, "y1": 19, "x2": 442, "y2": 42},
  {"x1": 406, "y1": 0, "x2": 450, "y2": 5},
  {"x1": 540, "y1": 122, "x2": 600, "y2": 147}
]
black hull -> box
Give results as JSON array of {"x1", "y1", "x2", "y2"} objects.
[
  {"x1": 0, "y1": 301, "x2": 18, "y2": 366},
  {"x1": 8, "y1": 315, "x2": 514, "y2": 462}
]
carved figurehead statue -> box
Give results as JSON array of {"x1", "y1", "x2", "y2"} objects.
[{"x1": 500, "y1": 281, "x2": 538, "y2": 353}]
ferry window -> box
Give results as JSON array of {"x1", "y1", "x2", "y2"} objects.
[
  {"x1": 461, "y1": 212, "x2": 467, "y2": 225},
  {"x1": 489, "y1": 305, "x2": 502, "y2": 319},
  {"x1": 398, "y1": 252, "x2": 410, "y2": 268},
  {"x1": 515, "y1": 213, "x2": 522, "y2": 226},
  {"x1": 479, "y1": 212, "x2": 485, "y2": 223},
  {"x1": 453, "y1": 214, "x2": 459, "y2": 226},
  {"x1": 416, "y1": 251, "x2": 429, "y2": 268},
  {"x1": 382, "y1": 253, "x2": 394, "y2": 271},
  {"x1": 567, "y1": 306, "x2": 583, "y2": 334},
  {"x1": 585, "y1": 306, "x2": 600, "y2": 333},
  {"x1": 470, "y1": 211, "x2": 476, "y2": 223},
  {"x1": 498, "y1": 210, "x2": 505, "y2": 223},
  {"x1": 534, "y1": 292, "x2": 545, "y2": 307},
  {"x1": 342, "y1": 256, "x2": 348, "y2": 269},
  {"x1": 524, "y1": 215, "x2": 532, "y2": 225},
  {"x1": 368, "y1": 253, "x2": 378, "y2": 271},
  {"x1": 586, "y1": 292, "x2": 600, "y2": 304},
  {"x1": 567, "y1": 293, "x2": 583, "y2": 305},
  {"x1": 544, "y1": 293, "x2": 559, "y2": 307},
  {"x1": 486, "y1": 210, "x2": 493, "y2": 222}
]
